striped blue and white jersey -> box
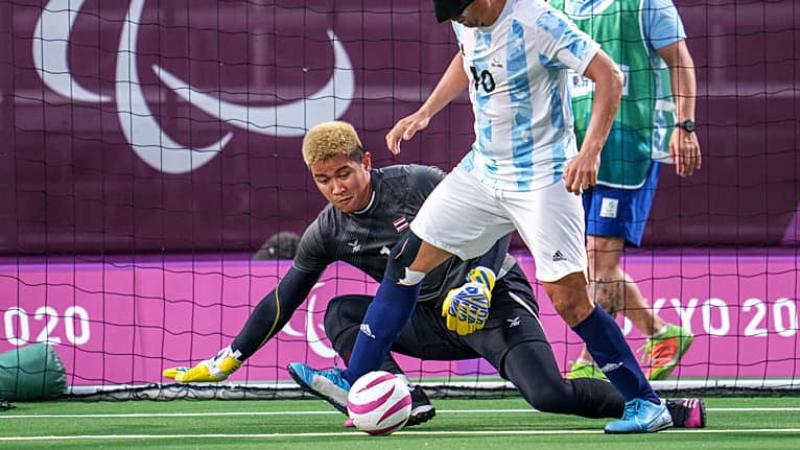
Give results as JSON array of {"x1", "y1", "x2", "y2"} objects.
[{"x1": 453, "y1": 0, "x2": 600, "y2": 192}]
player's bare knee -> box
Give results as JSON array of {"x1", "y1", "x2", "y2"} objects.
[
  {"x1": 384, "y1": 232, "x2": 427, "y2": 286},
  {"x1": 549, "y1": 291, "x2": 594, "y2": 326},
  {"x1": 545, "y1": 274, "x2": 594, "y2": 325},
  {"x1": 587, "y1": 237, "x2": 624, "y2": 274}
]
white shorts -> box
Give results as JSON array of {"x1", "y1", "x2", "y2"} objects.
[{"x1": 410, "y1": 167, "x2": 588, "y2": 283}]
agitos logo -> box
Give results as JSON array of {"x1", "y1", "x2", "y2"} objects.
[{"x1": 33, "y1": 0, "x2": 354, "y2": 174}]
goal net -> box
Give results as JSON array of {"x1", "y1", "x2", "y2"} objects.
[{"x1": 1, "y1": 0, "x2": 798, "y2": 400}]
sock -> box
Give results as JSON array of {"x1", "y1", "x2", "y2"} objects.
[
  {"x1": 341, "y1": 279, "x2": 420, "y2": 384},
  {"x1": 572, "y1": 306, "x2": 660, "y2": 404}
]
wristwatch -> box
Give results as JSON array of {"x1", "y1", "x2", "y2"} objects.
[{"x1": 676, "y1": 119, "x2": 696, "y2": 133}]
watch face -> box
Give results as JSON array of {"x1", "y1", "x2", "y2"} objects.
[{"x1": 680, "y1": 120, "x2": 696, "y2": 132}]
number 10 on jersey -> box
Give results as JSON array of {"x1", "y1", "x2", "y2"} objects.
[{"x1": 469, "y1": 66, "x2": 496, "y2": 93}]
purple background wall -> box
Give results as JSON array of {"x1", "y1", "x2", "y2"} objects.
[{"x1": 0, "y1": 0, "x2": 799, "y2": 255}]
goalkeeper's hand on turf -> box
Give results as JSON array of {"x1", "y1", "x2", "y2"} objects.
[
  {"x1": 441, "y1": 266, "x2": 496, "y2": 336},
  {"x1": 162, "y1": 346, "x2": 242, "y2": 383}
]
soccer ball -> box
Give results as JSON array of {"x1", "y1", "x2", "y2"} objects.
[{"x1": 347, "y1": 371, "x2": 412, "y2": 435}]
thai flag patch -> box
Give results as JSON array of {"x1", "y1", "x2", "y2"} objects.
[{"x1": 393, "y1": 216, "x2": 409, "y2": 233}]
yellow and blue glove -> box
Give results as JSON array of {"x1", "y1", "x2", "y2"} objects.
[
  {"x1": 441, "y1": 266, "x2": 496, "y2": 336},
  {"x1": 162, "y1": 346, "x2": 242, "y2": 383}
]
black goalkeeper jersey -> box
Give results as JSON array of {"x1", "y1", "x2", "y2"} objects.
[
  {"x1": 229, "y1": 164, "x2": 518, "y2": 358},
  {"x1": 292, "y1": 164, "x2": 485, "y2": 303}
]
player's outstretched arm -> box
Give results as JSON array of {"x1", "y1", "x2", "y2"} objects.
[
  {"x1": 386, "y1": 52, "x2": 469, "y2": 155},
  {"x1": 163, "y1": 266, "x2": 323, "y2": 383},
  {"x1": 564, "y1": 50, "x2": 623, "y2": 195}
]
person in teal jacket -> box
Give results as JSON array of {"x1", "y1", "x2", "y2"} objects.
[{"x1": 550, "y1": 0, "x2": 702, "y2": 381}]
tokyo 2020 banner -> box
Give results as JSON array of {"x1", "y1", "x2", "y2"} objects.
[{"x1": 1, "y1": 255, "x2": 797, "y2": 384}]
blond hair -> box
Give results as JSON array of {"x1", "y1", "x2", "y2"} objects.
[{"x1": 302, "y1": 121, "x2": 363, "y2": 167}]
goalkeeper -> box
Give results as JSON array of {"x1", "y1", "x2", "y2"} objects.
[{"x1": 164, "y1": 121, "x2": 704, "y2": 427}]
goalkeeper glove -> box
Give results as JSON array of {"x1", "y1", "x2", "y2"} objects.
[
  {"x1": 441, "y1": 266, "x2": 496, "y2": 336},
  {"x1": 162, "y1": 346, "x2": 242, "y2": 383}
]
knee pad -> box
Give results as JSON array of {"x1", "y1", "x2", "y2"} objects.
[{"x1": 384, "y1": 232, "x2": 426, "y2": 286}]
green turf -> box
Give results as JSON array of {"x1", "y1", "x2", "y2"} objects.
[{"x1": 1, "y1": 397, "x2": 799, "y2": 449}]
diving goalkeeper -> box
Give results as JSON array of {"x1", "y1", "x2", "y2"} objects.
[{"x1": 164, "y1": 121, "x2": 704, "y2": 428}]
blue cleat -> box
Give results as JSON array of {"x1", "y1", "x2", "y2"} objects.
[
  {"x1": 287, "y1": 363, "x2": 351, "y2": 414},
  {"x1": 604, "y1": 398, "x2": 674, "y2": 434}
]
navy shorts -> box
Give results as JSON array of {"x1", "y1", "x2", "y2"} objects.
[{"x1": 583, "y1": 162, "x2": 660, "y2": 247}]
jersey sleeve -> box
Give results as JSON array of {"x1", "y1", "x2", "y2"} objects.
[
  {"x1": 643, "y1": 0, "x2": 687, "y2": 50},
  {"x1": 292, "y1": 219, "x2": 333, "y2": 273},
  {"x1": 534, "y1": 9, "x2": 601, "y2": 75},
  {"x1": 406, "y1": 165, "x2": 446, "y2": 198}
]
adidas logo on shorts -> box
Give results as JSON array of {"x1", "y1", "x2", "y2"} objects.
[{"x1": 552, "y1": 250, "x2": 567, "y2": 262}]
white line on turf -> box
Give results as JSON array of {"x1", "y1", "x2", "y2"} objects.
[
  {"x1": 2, "y1": 429, "x2": 800, "y2": 441},
  {"x1": 1, "y1": 407, "x2": 798, "y2": 419}
]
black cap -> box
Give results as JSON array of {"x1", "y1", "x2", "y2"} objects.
[{"x1": 433, "y1": 0, "x2": 476, "y2": 23}]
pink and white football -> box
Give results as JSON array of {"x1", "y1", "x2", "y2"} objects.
[{"x1": 346, "y1": 371, "x2": 412, "y2": 436}]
